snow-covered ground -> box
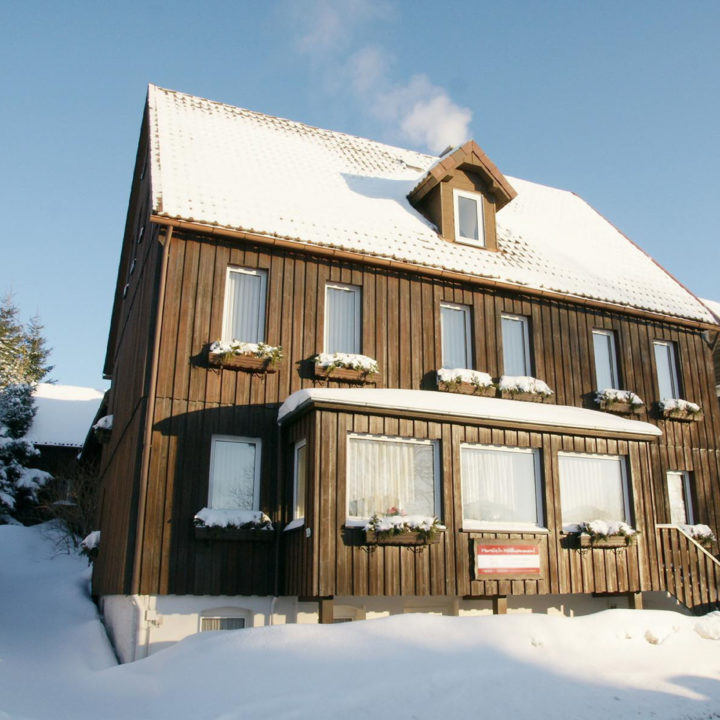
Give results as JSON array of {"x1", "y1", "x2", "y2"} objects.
[{"x1": 2, "y1": 523, "x2": 720, "y2": 720}]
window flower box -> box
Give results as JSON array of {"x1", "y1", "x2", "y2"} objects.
[
  {"x1": 208, "y1": 340, "x2": 283, "y2": 373},
  {"x1": 193, "y1": 508, "x2": 275, "y2": 542},
  {"x1": 436, "y1": 368, "x2": 495, "y2": 396},
  {"x1": 314, "y1": 352, "x2": 379, "y2": 383},
  {"x1": 595, "y1": 389, "x2": 644, "y2": 415},
  {"x1": 498, "y1": 376, "x2": 553, "y2": 402},
  {"x1": 565, "y1": 520, "x2": 638, "y2": 549},
  {"x1": 659, "y1": 398, "x2": 703, "y2": 422},
  {"x1": 357, "y1": 510, "x2": 445, "y2": 546}
]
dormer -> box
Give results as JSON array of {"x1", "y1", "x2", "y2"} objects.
[{"x1": 408, "y1": 140, "x2": 516, "y2": 251}]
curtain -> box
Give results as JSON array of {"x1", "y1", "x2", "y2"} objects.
[
  {"x1": 461, "y1": 446, "x2": 538, "y2": 523},
  {"x1": 325, "y1": 286, "x2": 360, "y2": 354},
  {"x1": 223, "y1": 269, "x2": 266, "y2": 343},
  {"x1": 653, "y1": 342, "x2": 678, "y2": 400},
  {"x1": 666, "y1": 471, "x2": 689, "y2": 524},
  {"x1": 457, "y1": 195, "x2": 479, "y2": 240},
  {"x1": 209, "y1": 439, "x2": 257, "y2": 509},
  {"x1": 347, "y1": 437, "x2": 436, "y2": 517},
  {"x1": 441, "y1": 304, "x2": 471, "y2": 369},
  {"x1": 501, "y1": 315, "x2": 529, "y2": 376},
  {"x1": 592, "y1": 331, "x2": 617, "y2": 390},
  {"x1": 558, "y1": 454, "x2": 627, "y2": 524}
]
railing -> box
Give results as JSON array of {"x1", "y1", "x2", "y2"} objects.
[{"x1": 656, "y1": 524, "x2": 720, "y2": 614}]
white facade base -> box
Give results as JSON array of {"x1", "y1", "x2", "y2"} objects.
[{"x1": 100, "y1": 591, "x2": 678, "y2": 663}]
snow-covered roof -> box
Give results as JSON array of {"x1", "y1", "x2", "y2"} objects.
[
  {"x1": 147, "y1": 85, "x2": 714, "y2": 324},
  {"x1": 277, "y1": 389, "x2": 662, "y2": 437},
  {"x1": 25, "y1": 384, "x2": 105, "y2": 448}
]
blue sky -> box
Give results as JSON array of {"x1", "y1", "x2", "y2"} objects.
[{"x1": 1, "y1": 0, "x2": 719, "y2": 389}]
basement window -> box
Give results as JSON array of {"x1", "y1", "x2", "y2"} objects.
[{"x1": 453, "y1": 189, "x2": 485, "y2": 247}]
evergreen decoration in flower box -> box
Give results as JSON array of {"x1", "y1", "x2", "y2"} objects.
[
  {"x1": 498, "y1": 376, "x2": 553, "y2": 402},
  {"x1": 659, "y1": 398, "x2": 703, "y2": 422},
  {"x1": 193, "y1": 508, "x2": 275, "y2": 541},
  {"x1": 436, "y1": 368, "x2": 495, "y2": 396},
  {"x1": 361, "y1": 508, "x2": 445, "y2": 546},
  {"x1": 208, "y1": 340, "x2": 283, "y2": 372},
  {"x1": 314, "y1": 352, "x2": 379, "y2": 382},
  {"x1": 595, "y1": 389, "x2": 644, "y2": 415},
  {"x1": 566, "y1": 520, "x2": 638, "y2": 549}
]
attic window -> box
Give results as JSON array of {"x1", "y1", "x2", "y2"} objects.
[{"x1": 453, "y1": 189, "x2": 484, "y2": 247}]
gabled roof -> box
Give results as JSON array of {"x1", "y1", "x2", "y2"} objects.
[
  {"x1": 146, "y1": 85, "x2": 715, "y2": 324},
  {"x1": 407, "y1": 140, "x2": 517, "y2": 209}
]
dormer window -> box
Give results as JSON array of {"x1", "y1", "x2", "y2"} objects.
[{"x1": 453, "y1": 189, "x2": 485, "y2": 247}]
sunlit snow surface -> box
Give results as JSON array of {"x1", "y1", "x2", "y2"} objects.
[{"x1": 1, "y1": 523, "x2": 719, "y2": 720}]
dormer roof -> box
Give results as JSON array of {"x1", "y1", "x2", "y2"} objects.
[{"x1": 407, "y1": 140, "x2": 517, "y2": 210}]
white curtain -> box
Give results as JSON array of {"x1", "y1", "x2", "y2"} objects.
[
  {"x1": 441, "y1": 304, "x2": 471, "y2": 369},
  {"x1": 223, "y1": 269, "x2": 266, "y2": 342},
  {"x1": 209, "y1": 439, "x2": 257, "y2": 509},
  {"x1": 558, "y1": 454, "x2": 627, "y2": 524},
  {"x1": 653, "y1": 342, "x2": 678, "y2": 400},
  {"x1": 666, "y1": 471, "x2": 689, "y2": 524},
  {"x1": 325, "y1": 285, "x2": 360, "y2": 354},
  {"x1": 457, "y1": 195, "x2": 479, "y2": 240},
  {"x1": 461, "y1": 446, "x2": 538, "y2": 523},
  {"x1": 501, "y1": 315, "x2": 529, "y2": 376},
  {"x1": 592, "y1": 331, "x2": 617, "y2": 390},
  {"x1": 347, "y1": 437, "x2": 436, "y2": 517}
]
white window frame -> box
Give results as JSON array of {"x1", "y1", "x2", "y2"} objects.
[
  {"x1": 592, "y1": 329, "x2": 620, "y2": 391},
  {"x1": 501, "y1": 313, "x2": 532, "y2": 376},
  {"x1": 293, "y1": 439, "x2": 307, "y2": 521},
  {"x1": 221, "y1": 266, "x2": 268, "y2": 343},
  {"x1": 324, "y1": 283, "x2": 362, "y2": 354},
  {"x1": 653, "y1": 340, "x2": 680, "y2": 400},
  {"x1": 453, "y1": 188, "x2": 485, "y2": 247},
  {"x1": 440, "y1": 302, "x2": 472, "y2": 369},
  {"x1": 558, "y1": 452, "x2": 631, "y2": 527},
  {"x1": 667, "y1": 470, "x2": 694, "y2": 525},
  {"x1": 345, "y1": 434, "x2": 441, "y2": 521},
  {"x1": 208, "y1": 435, "x2": 262, "y2": 510},
  {"x1": 460, "y1": 444, "x2": 544, "y2": 532}
]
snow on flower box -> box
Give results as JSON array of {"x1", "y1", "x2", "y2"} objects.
[
  {"x1": 208, "y1": 340, "x2": 283, "y2": 373},
  {"x1": 681, "y1": 523, "x2": 716, "y2": 548},
  {"x1": 565, "y1": 520, "x2": 638, "y2": 549},
  {"x1": 314, "y1": 352, "x2": 379, "y2": 383},
  {"x1": 595, "y1": 389, "x2": 644, "y2": 415},
  {"x1": 92, "y1": 414, "x2": 114, "y2": 442},
  {"x1": 349, "y1": 511, "x2": 445, "y2": 546},
  {"x1": 193, "y1": 508, "x2": 275, "y2": 542},
  {"x1": 659, "y1": 398, "x2": 703, "y2": 422},
  {"x1": 436, "y1": 368, "x2": 495, "y2": 396},
  {"x1": 498, "y1": 376, "x2": 553, "y2": 402}
]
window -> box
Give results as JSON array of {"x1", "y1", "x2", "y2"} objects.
[
  {"x1": 346, "y1": 435, "x2": 440, "y2": 518},
  {"x1": 293, "y1": 440, "x2": 307, "y2": 520},
  {"x1": 667, "y1": 471, "x2": 694, "y2": 524},
  {"x1": 558, "y1": 453, "x2": 630, "y2": 527},
  {"x1": 592, "y1": 329, "x2": 619, "y2": 390},
  {"x1": 440, "y1": 303, "x2": 472, "y2": 368},
  {"x1": 208, "y1": 436, "x2": 261, "y2": 510},
  {"x1": 222, "y1": 267, "x2": 267, "y2": 343},
  {"x1": 501, "y1": 314, "x2": 531, "y2": 376},
  {"x1": 653, "y1": 340, "x2": 680, "y2": 400},
  {"x1": 200, "y1": 617, "x2": 246, "y2": 631},
  {"x1": 325, "y1": 283, "x2": 361, "y2": 354},
  {"x1": 460, "y1": 445, "x2": 542, "y2": 529},
  {"x1": 453, "y1": 189, "x2": 485, "y2": 246}
]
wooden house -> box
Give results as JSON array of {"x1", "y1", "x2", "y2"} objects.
[{"x1": 93, "y1": 85, "x2": 720, "y2": 662}]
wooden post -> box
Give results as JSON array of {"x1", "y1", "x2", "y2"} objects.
[
  {"x1": 319, "y1": 597, "x2": 334, "y2": 624},
  {"x1": 492, "y1": 596, "x2": 507, "y2": 615},
  {"x1": 629, "y1": 591, "x2": 643, "y2": 610}
]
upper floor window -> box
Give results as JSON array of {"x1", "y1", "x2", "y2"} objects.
[
  {"x1": 440, "y1": 302, "x2": 472, "y2": 369},
  {"x1": 346, "y1": 434, "x2": 440, "y2": 519},
  {"x1": 460, "y1": 444, "x2": 543, "y2": 530},
  {"x1": 501, "y1": 313, "x2": 531, "y2": 376},
  {"x1": 325, "y1": 283, "x2": 361, "y2": 354},
  {"x1": 222, "y1": 267, "x2": 267, "y2": 343},
  {"x1": 592, "y1": 329, "x2": 619, "y2": 390},
  {"x1": 293, "y1": 440, "x2": 307, "y2": 521},
  {"x1": 667, "y1": 470, "x2": 694, "y2": 524},
  {"x1": 653, "y1": 340, "x2": 680, "y2": 400},
  {"x1": 453, "y1": 189, "x2": 485, "y2": 247},
  {"x1": 558, "y1": 453, "x2": 630, "y2": 527},
  {"x1": 208, "y1": 435, "x2": 261, "y2": 510}
]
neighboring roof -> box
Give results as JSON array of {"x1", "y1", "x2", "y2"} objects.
[
  {"x1": 25, "y1": 384, "x2": 105, "y2": 448},
  {"x1": 277, "y1": 389, "x2": 662, "y2": 438},
  {"x1": 147, "y1": 85, "x2": 714, "y2": 324}
]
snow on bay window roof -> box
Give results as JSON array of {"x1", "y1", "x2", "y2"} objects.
[{"x1": 147, "y1": 84, "x2": 714, "y2": 324}]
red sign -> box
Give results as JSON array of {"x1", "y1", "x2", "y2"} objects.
[{"x1": 475, "y1": 542, "x2": 541, "y2": 578}]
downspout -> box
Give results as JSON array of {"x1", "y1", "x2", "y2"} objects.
[{"x1": 131, "y1": 226, "x2": 173, "y2": 594}]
